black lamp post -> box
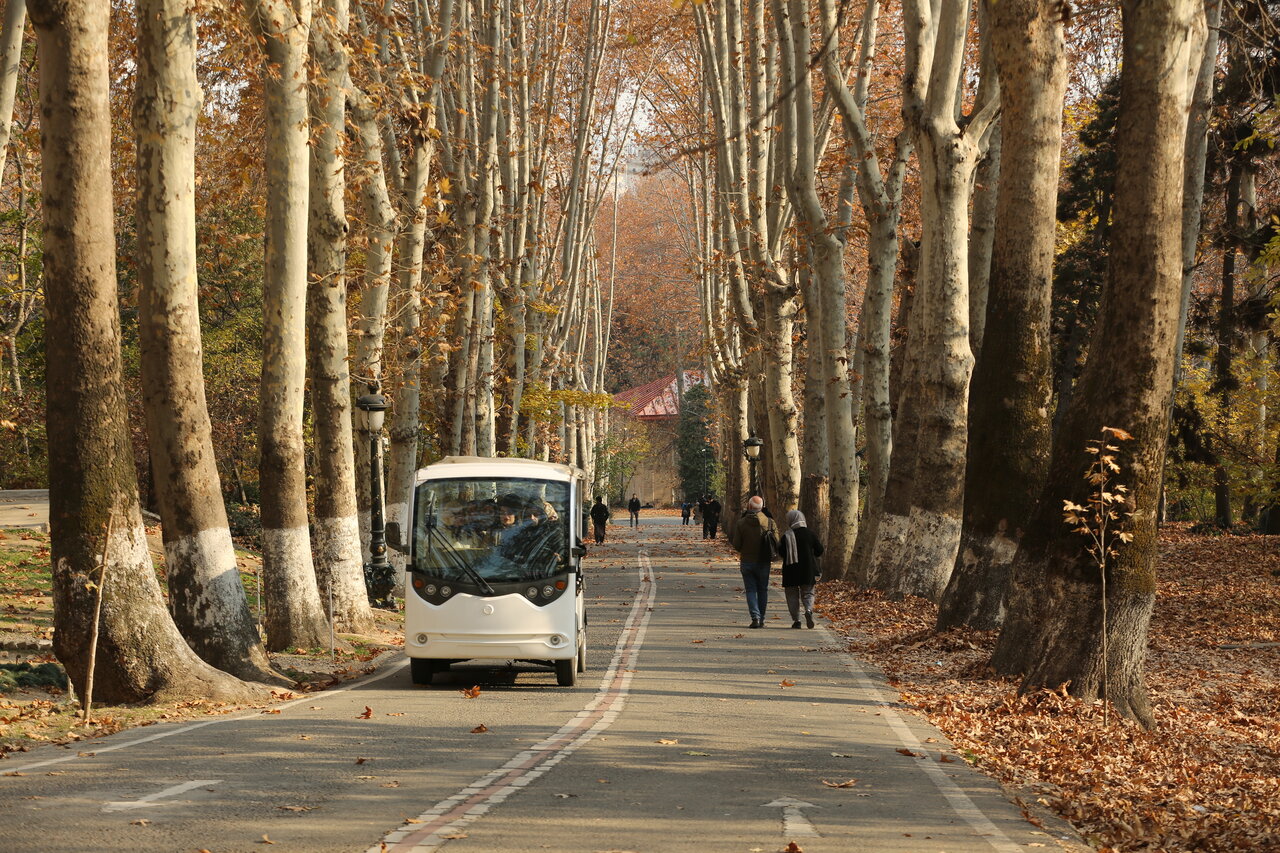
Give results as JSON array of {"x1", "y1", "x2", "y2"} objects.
[
  {"x1": 742, "y1": 432, "x2": 763, "y2": 498},
  {"x1": 356, "y1": 393, "x2": 396, "y2": 609},
  {"x1": 700, "y1": 446, "x2": 710, "y2": 496}
]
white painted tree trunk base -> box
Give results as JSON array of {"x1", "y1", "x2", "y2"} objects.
[
  {"x1": 313, "y1": 514, "x2": 374, "y2": 633},
  {"x1": 163, "y1": 528, "x2": 279, "y2": 681},
  {"x1": 261, "y1": 525, "x2": 329, "y2": 651}
]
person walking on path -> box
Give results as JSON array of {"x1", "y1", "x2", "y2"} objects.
[
  {"x1": 589, "y1": 497, "x2": 611, "y2": 544},
  {"x1": 702, "y1": 495, "x2": 721, "y2": 540},
  {"x1": 627, "y1": 495, "x2": 641, "y2": 528},
  {"x1": 781, "y1": 510, "x2": 823, "y2": 628},
  {"x1": 729, "y1": 495, "x2": 779, "y2": 628},
  {"x1": 680, "y1": 501, "x2": 692, "y2": 526}
]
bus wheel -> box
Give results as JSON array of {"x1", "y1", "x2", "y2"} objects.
[
  {"x1": 554, "y1": 657, "x2": 577, "y2": 687},
  {"x1": 411, "y1": 658, "x2": 443, "y2": 685},
  {"x1": 576, "y1": 638, "x2": 586, "y2": 673}
]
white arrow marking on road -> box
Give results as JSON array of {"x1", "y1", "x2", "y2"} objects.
[
  {"x1": 764, "y1": 797, "x2": 820, "y2": 838},
  {"x1": 103, "y1": 779, "x2": 222, "y2": 812}
]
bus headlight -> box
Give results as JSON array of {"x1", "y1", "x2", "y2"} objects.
[
  {"x1": 541, "y1": 585, "x2": 555, "y2": 598},
  {"x1": 548, "y1": 634, "x2": 563, "y2": 647},
  {"x1": 526, "y1": 586, "x2": 539, "y2": 599},
  {"x1": 424, "y1": 584, "x2": 437, "y2": 596},
  {"x1": 414, "y1": 633, "x2": 428, "y2": 645},
  {"x1": 440, "y1": 585, "x2": 453, "y2": 597}
]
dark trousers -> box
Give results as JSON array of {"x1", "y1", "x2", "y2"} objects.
[
  {"x1": 593, "y1": 520, "x2": 606, "y2": 544},
  {"x1": 681, "y1": 514, "x2": 690, "y2": 525},
  {"x1": 629, "y1": 511, "x2": 639, "y2": 527},
  {"x1": 703, "y1": 517, "x2": 719, "y2": 539}
]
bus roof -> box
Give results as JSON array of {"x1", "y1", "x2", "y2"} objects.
[{"x1": 415, "y1": 456, "x2": 584, "y2": 484}]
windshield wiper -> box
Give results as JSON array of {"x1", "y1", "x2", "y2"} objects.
[{"x1": 427, "y1": 525, "x2": 496, "y2": 595}]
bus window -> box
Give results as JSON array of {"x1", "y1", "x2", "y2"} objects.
[{"x1": 413, "y1": 477, "x2": 570, "y2": 586}]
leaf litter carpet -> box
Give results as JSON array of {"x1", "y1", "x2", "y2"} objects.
[{"x1": 821, "y1": 525, "x2": 1279, "y2": 852}]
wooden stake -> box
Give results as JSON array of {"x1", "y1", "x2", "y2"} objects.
[{"x1": 82, "y1": 507, "x2": 115, "y2": 724}]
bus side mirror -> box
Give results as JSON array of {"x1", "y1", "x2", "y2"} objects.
[{"x1": 385, "y1": 521, "x2": 408, "y2": 554}]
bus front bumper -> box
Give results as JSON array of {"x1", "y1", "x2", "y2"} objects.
[{"x1": 406, "y1": 632, "x2": 577, "y2": 661}]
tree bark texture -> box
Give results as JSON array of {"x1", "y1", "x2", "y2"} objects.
[
  {"x1": 33, "y1": 0, "x2": 257, "y2": 703},
  {"x1": 349, "y1": 88, "x2": 395, "y2": 559},
  {"x1": 249, "y1": 0, "x2": 330, "y2": 651},
  {"x1": 135, "y1": 0, "x2": 280, "y2": 681},
  {"x1": 307, "y1": 0, "x2": 373, "y2": 633},
  {"x1": 0, "y1": 0, "x2": 24, "y2": 183},
  {"x1": 868, "y1": 0, "x2": 996, "y2": 602},
  {"x1": 937, "y1": 0, "x2": 1064, "y2": 632},
  {"x1": 991, "y1": 0, "x2": 1200, "y2": 726}
]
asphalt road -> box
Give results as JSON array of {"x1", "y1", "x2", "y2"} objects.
[
  {"x1": 0, "y1": 516, "x2": 1076, "y2": 853},
  {"x1": 0, "y1": 489, "x2": 48, "y2": 531}
]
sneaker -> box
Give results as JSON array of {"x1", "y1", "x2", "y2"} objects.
[
  {"x1": 805, "y1": 612, "x2": 815, "y2": 629},
  {"x1": 749, "y1": 620, "x2": 762, "y2": 629},
  {"x1": 791, "y1": 621, "x2": 801, "y2": 629}
]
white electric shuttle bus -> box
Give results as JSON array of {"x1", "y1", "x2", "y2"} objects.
[{"x1": 398, "y1": 457, "x2": 588, "y2": 687}]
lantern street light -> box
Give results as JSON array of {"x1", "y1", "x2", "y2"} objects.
[
  {"x1": 355, "y1": 393, "x2": 396, "y2": 609},
  {"x1": 742, "y1": 432, "x2": 763, "y2": 498}
]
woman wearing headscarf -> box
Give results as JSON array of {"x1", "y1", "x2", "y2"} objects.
[{"x1": 781, "y1": 510, "x2": 824, "y2": 629}]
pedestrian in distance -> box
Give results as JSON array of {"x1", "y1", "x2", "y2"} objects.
[
  {"x1": 627, "y1": 494, "x2": 641, "y2": 528},
  {"x1": 701, "y1": 494, "x2": 721, "y2": 540},
  {"x1": 680, "y1": 500, "x2": 692, "y2": 526},
  {"x1": 781, "y1": 510, "x2": 823, "y2": 629},
  {"x1": 589, "y1": 496, "x2": 611, "y2": 544},
  {"x1": 728, "y1": 495, "x2": 780, "y2": 628}
]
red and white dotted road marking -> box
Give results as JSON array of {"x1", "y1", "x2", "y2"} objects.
[{"x1": 371, "y1": 551, "x2": 658, "y2": 853}]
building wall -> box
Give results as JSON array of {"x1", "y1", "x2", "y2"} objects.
[{"x1": 624, "y1": 419, "x2": 679, "y2": 507}]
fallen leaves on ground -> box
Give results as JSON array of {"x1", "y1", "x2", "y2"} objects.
[
  {"x1": 357, "y1": 706, "x2": 374, "y2": 719},
  {"x1": 470, "y1": 724, "x2": 489, "y2": 733},
  {"x1": 460, "y1": 686, "x2": 481, "y2": 699},
  {"x1": 821, "y1": 524, "x2": 1280, "y2": 852},
  {"x1": 821, "y1": 778, "x2": 857, "y2": 788}
]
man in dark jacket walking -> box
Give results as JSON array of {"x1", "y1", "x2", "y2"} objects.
[
  {"x1": 728, "y1": 495, "x2": 778, "y2": 628},
  {"x1": 589, "y1": 497, "x2": 610, "y2": 544},
  {"x1": 627, "y1": 494, "x2": 641, "y2": 528},
  {"x1": 701, "y1": 495, "x2": 721, "y2": 540}
]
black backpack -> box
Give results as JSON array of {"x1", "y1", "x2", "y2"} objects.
[{"x1": 760, "y1": 522, "x2": 780, "y2": 562}]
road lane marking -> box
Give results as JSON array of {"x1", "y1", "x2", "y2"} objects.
[
  {"x1": 764, "y1": 796, "x2": 820, "y2": 838},
  {"x1": 372, "y1": 551, "x2": 658, "y2": 853},
  {"x1": 103, "y1": 779, "x2": 222, "y2": 812},
  {"x1": 3, "y1": 655, "x2": 410, "y2": 773},
  {"x1": 820, "y1": 625, "x2": 1023, "y2": 853}
]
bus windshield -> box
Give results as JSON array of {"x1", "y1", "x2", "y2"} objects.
[{"x1": 412, "y1": 477, "x2": 571, "y2": 584}]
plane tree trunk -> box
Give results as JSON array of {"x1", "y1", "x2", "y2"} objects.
[
  {"x1": 33, "y1": 0, "x2": 259, "y2": 703},
  {"x1": 991, "y1": 0, "x2": 1200, "y2": 726},
  {"x1": 937, "y1": 0, "x2": 1065, "y2": 631},
  {"x1": 135, "y1": 0, "x2": 281, "y2": 681},
  {"x1": 307, "y1": 0, "x2": 374, "y2": 633},
  {"x1": 248, "y1": 0, "x2": 330, "y2": 651}
]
